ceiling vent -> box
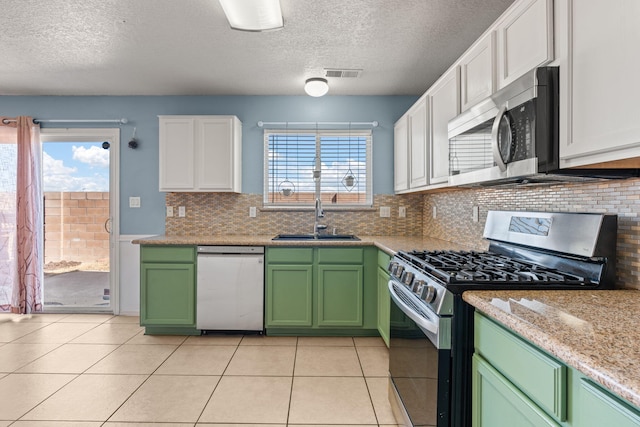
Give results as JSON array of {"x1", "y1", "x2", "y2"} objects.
[{"x1": 324, "y1": 69, "x2": 362, "y2": 78}]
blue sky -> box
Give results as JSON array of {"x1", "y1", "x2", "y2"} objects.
[{"x1": 42, "y1": 142, "x2": 109, "y2": 192}]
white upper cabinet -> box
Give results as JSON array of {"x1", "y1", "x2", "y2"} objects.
[
  {"x1": 393, "y1": 114, "x2": 409, "y2": 193},
  {"x1": 394, "y1": 95, "x2": 430, "y2": 193},
  {"x1": 429, "y1": 67, "x2": 460, "y2": 185},
  {"x1": 557, "y1": 0, "x2": 640, "y2": 167},
  {"x1": 409, "y1": 97, "x2": 429, "y2": 188},
  {"x1": 495, "y1": 0, "x2": 554, "y2": 89},
  {"x1": 460, "y1": 32, "x2": 496, "y2": 112},
  {"x1": 159, "y1": 115, "x2": 242, "y2": 192}
]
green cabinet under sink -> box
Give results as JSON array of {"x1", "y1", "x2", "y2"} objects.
[{"x1": 265, "y1": 246, "x2": 378, "y2": 336}]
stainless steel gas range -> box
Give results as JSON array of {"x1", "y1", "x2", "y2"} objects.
[{"x1": 387, "y1": 210, "x2": 617, "y2": 427}]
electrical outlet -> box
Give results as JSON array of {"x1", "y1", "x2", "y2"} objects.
[
  {"x1": 178, "y1": 206, "x2": 186, "y2": 217},
  {"x1": 399, "y1": 206, "x2": 406, "y2": 218},
  {"x1": 249, "y1": 207, "x2": 257, "y2": 217},
  {"x1": 432, "y1": 206, "x2": 437, "y2": 219},
  {"x1": 472, "y1": 206, "x2": 479, "y2": 222},
  {"x1": 166, "y1": 206, "x2": 174, "y2": 217},
  {"x1": 380, "y1": 206, "x2": 391, "y2": 218},
  {"x1": 129, "y1": 197, "x2": 140, "y2": 208}
]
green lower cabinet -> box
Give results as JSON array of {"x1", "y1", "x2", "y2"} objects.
[
  {"x1": 139, "y1": 245, "x2": 198, "y2": 335},
  {"x1": 472, "y1": 354, "x2": 561, "y2": 427},
  {"x1": 575, "y1": 377, "x2": 640, "y2": 427},
  {"x1": 266, "y1": 264, "x2": 313, "y2": 327},
  {"x1": 317, "y1": 265, "x2": 363, "y2": 327},
  {"x1": 474, "y1": 312, "x2": 640, "y2": 427},
  {"x1": 377, "y1": 266, "x2": 390, "y2": 346},
  {"x1": 265, "y1": 246, "x2": 377, "y2": 336}
]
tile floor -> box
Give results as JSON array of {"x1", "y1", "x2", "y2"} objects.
[{"x1": 0, "y1": 313, "x2": 398, "y2": 426}]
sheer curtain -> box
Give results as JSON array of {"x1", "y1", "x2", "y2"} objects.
[{"x1": 0, "y1": 117, "x2": 43, "y2": 313}]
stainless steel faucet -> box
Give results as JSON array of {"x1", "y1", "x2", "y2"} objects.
[{"x1": 314, "y1": 197, "x2": 325, "y2": 238}]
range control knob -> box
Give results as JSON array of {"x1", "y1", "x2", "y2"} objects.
[
  {"x1": 401, "y1": 271, "x2": 414, "y2": 286},
  {"x1": 388, "y1": 262, "x2": 398, "y2": 275},
  {"x1": 412, "y1": 279, "x2": 425, "y2": 293},
  {"x1": 394, "y1": 265, "x2": 404, "y2": 278},
  {"x1": 420, "y1": 285, "x2": 437, "y2": 303}
]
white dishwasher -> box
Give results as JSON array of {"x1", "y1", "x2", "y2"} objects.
[{"x1": 196, "y1": 246, "x2": 264, "y2": 332}]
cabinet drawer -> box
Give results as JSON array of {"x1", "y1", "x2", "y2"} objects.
[
  {"x1": 317, "y1": 248, "x2": 363, "y2": 264},
  {"x1": 267, "y1": 248, "x2": 314, "y2": 263},
  {"x1": 474, "y1": 312, "x2": 567, "y2": 421},
  {"x1": 141, "y1": 246, "x2": 196, "y2": 263},
  {"x1": 377, "y1": 250, "x2": 391, "y2": 269}
]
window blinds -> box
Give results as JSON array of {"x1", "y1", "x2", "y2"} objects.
[{"x1": 264, "y1": 129, "x2": 372, "y2": 206}]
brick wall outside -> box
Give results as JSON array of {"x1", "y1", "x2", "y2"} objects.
[{"x1": 44, "y1": 192, "x2": 110, "y2": 264}]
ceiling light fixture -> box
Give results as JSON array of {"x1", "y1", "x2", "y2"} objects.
[
  {"x1": 218, "y1": 0, "x2": 284, "y2": 32},
  {"x1": 304, "y1": 78, "x2": 329, "y2": 97}
]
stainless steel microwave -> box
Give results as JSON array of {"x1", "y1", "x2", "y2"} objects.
[{"x1": 447, "y1": 67, "x2": 560, "y2": 186}]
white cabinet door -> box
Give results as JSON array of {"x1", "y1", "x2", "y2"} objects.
[
  {"x1": 393, "y1": 115, "x2": 409, "y2": 193},
  {"x1": 197, "y1": 117, "x2": 242, "y2": 191},
  {"x1": 429, "y1": 67, "x2": 460, "y2": 185},
  {"x1": 496, "y1": 0, "x2": 554, "y2": 89},
  {"x1": 159, "y1": 117, "x2": 195, "y2": 190},
  {"x1": 409, "y1": 97, "x2": 429, "y2": 188},
  {"x1": 559, "y1": 0, "x2": 640, "y2": 167},
  {"x1": 159, "y1": 115, "x2": 242, "y2": 192},
  {"x1": 460, "y1": 31, "x2": 496, "y2": 112}
]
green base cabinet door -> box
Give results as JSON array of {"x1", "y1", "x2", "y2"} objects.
[
  {"x1": 472, "y1": 354, "x2": 561, "y2": 427},
  {"x1": 377, "y1": 266, "x2": 390, "y2": 346},
  {"x1": 140, "y1": 262, "x2": 196, "y2": 327},
  {"x1": 576, "y1": 378, "x2": 640, "y2": 427},
  {"x1": 266, "y1": 264, "x2": 313, "y2": 327},
  {"x1": 317, "y1": 265, "x2": 363, "y2": 327}
]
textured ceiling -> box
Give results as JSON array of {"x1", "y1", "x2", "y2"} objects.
[{"x1": 0, "y1": 0, "x2": 515, "y2": 96}]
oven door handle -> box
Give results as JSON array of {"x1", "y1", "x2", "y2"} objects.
[{"x1": 388, "y1": 281, "x2": 439, "y2": 334}]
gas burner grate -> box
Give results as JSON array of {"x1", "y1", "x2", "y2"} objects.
[{"x1": 399, "y1": 250, "x2": 588, "y2": 286}]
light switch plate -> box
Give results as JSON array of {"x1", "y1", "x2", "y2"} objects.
[
  {"x1": 432, "y1": 206, "x2": 437, "y2": 219},
  {"x1": 380, "y1": 206, "x2": 391, "y2": 217},
  {"x1": 129, "y1": 197, "x2": 140, "y2": 208},
  {"x1": 166, "y1": 206, "x2": 174, "y2": 217},
  {"x1": 178, "y1": 206, "x2": 186, "y2": 217},
  {"x1": 399, "y1": 206, "x2": 406, "y2": 218},
  {"x1": 249, "y1": 207, "x2": 257, "y2": 217}
]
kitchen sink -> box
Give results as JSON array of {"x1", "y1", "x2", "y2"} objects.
[{"x1": 272, "y1": 234, "x2": 360, "y2": 241}]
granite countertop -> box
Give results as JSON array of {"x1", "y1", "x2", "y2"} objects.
[
  {"x1": 464, "y1": 290, "x2": 640, "y2": 408},
  {"x1": 131, "y1": 234, "x2": 474, "y2": 255}
]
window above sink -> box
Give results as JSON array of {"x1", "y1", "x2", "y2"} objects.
[{"x1": 263, "y1": 127, "x2": 372, "y2": 208}]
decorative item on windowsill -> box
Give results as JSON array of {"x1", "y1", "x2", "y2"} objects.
[
  {"x1": 278, "y1": 180, "x2": 295, "y2": 197},
  {"x1": 343, "y1": 174, "x2": 356, "y2": 189},
  {"x1": 277, "y1": 125, "x2": 295, "y2": 197},
  {"x1": 342, "y1": 123, "x2": 357, "y2": 192}
]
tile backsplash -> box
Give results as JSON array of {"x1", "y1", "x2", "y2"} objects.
[
  {"x1": 423, "y1": 178, "x2": 640, "y2": 290},
  {"x1": 165, "y1": 177, "x2": 640, "y2": 289},
  {"x1": 165, "y1": 193, "x2": 424, "y2": 237}
]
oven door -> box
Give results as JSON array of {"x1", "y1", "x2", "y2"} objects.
[{"x1": 388, "y1": 280, "x2": 451, "y2": 427}]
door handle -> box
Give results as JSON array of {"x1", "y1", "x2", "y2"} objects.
[{"x1": 104, "y1": 218, "x2": 112, "y2": 234}]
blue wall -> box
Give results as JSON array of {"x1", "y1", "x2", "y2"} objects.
[{"x1": 1, "y1": 95, "x2": 417, "y2": 234}]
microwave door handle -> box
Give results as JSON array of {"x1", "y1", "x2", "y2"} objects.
[{"x1": 491, "y1": 104, "x2": 509, "y2": 172}]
